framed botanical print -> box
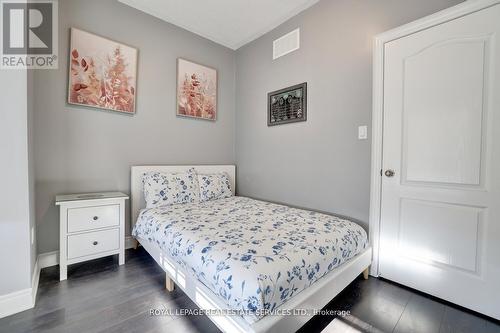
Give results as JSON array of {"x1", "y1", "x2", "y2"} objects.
[
  {"x1": 68, "y1": 28, "x2": 138, "y2": 114},
  {"x1": 177, "y1": 58, "x2": 217, "y2": 121}
]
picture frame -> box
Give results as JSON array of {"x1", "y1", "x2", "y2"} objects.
[
  {"x1": 268, "y1": 82, "x2": 307, "y2": 126},
  {"x1": 68, "y1": 28, "x2": 138, "y2": 114},
  {"x1": 176, "y1": 58, "x2": 218, "y2": 121}
]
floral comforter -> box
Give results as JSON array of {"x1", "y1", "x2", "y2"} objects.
[{"x1": 132, "y1": 196, "x2": 368, "y2": 324}]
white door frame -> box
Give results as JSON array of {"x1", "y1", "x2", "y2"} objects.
[{"x1": 368, "y1": 0, "x2": 500, "y2": 277}]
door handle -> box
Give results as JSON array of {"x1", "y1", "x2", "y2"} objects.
[{"x1": 385, "y1": 169, "x2": 395, "y2": 177}]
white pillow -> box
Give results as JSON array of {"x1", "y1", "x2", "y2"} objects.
[
  {"x1": 143, "y1": 168, "x2": 199, "y2": 208},
  {"x1": 198, "y1": 172, "x2": 232, "y2": 202}
]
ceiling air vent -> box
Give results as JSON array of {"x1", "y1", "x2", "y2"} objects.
[{"x1": 273, "y1": 28, "x2": 300, "y2": 60}]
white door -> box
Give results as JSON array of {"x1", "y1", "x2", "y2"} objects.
[{"x1": 379, "y1": 4, "x2": 500, "y2": 320}]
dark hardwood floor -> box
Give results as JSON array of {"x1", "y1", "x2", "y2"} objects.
[{"x1": 0, "y1": 248, "x2": 498, "y2": 333}]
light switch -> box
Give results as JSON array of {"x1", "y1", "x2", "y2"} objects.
[{"x1": 358, "y1": 125, "x2": 368, "y2": 140}]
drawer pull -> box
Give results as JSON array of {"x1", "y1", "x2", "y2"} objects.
[
  {"x1": 93, "y1": 216, "x2": 99, "y2": 221},
  {"x1": 93, "y1": 241, "x2": 98, "y2": 246}
]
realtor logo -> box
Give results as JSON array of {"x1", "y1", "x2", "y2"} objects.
[{"x1": 1, "y1": 0, "x2": 58, "y2": 69}]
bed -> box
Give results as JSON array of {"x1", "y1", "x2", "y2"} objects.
[{"x1": 131, "y1": 165, "x2": 372, "y2": 333}]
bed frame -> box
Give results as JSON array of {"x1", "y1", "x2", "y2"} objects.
[{"x1": 131, "y1": 165, "x2": 372, "y2": 333}]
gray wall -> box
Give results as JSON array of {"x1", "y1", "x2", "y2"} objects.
[
  {"x1": 0, "y1": 69, "x2": 33, "y2": 295},
  {"x1": 34, "y1": 0, "x2": 236, "y2": 253},
  {"x1": 235, "y1": 0, "x2": 463, "y2": 227},
  {"x1": 28, "y1": 69, "x2": 37, "y2": 279}
]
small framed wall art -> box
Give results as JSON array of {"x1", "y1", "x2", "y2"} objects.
[
  {"x1": 268, "y1": 82, "x2": 307, "y2": 126},
  {"x1": 177, "y1": 58, "x2": 217, "y2": 121},
  {"x1": 68, "y1": 28, "x2": 138, "y2": 114}
]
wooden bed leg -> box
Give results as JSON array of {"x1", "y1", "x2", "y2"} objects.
[
  {"x1": 166, "y1": 274, "x2": 175, "y2": 292},
  {"x1": 363, "y1": 267, "x2": 369, "y2": 280},
  {"x1": 133, "y1": 239, "x2": 139, "y2": 250}
]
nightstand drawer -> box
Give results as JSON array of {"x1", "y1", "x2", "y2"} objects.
[
  {"x1": 67, "y1": 228, "x2": 119, "y2": 259},
  {"x1": 67, "y1": 204, "x2": 119, "y2": 233}
]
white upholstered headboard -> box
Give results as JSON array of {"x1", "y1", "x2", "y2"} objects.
[{"x1": 130, "y1": 165, "x2": 236, "y2": 228}]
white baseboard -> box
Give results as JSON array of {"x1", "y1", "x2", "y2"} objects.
[
  {"x1": 31, "y1": 259, "x2": 41, "y2": 305},
  {"x1": 0, "y1": 288, "x2": 33, "y2": 318},
  {"x1": 38, "y1": 250, "x2": 58, "y2": 269},
  {"x1": 125, "y1": 235, "x2": 135, "y2": 249},
  {"x1": 0, "y1": 258, "x2": 40, "y2": 319},
  {"x1": 38, "y1": 236, "x2": 135, "y2": 269},
  {"x1": 0, "y1": 236, "x2": 135, "y2": 319}
]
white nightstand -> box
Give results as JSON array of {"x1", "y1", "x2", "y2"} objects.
[{"x1": 56, "y1": 192, "x2": 129, "y2": 281}]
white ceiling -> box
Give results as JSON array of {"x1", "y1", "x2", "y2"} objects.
[{"x1": 117, "y1": 0, "x2": 320, "y2": 50}]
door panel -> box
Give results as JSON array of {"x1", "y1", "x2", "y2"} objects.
[
  {"x1": 398, "y1": 199, "x2": 481, "y2": 273},
  {"x1": 403, "y1": 38, "x2": 487, "y2": 186},
  {"x1": 380, "y1": 3, "x2": 500, "y2": 320}
]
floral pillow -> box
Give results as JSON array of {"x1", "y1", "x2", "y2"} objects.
[
  {"x1": 198, "y1": 172, "x2": 233, "y2": 202},
  {"x1": 143, "y1": 169, "x2": 199, "y2": 208}
]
